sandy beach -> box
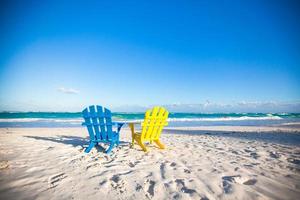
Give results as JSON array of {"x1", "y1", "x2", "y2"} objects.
[{"x1": 0, "y1": 126, "x2": 300, "y2": 200}]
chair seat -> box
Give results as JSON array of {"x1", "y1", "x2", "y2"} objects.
[{"x1": 133, "y1": 132, "x2": 158, "y2": 142}]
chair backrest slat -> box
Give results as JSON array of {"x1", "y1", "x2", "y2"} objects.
[
  {"x1": 89, "y1": 105, "x2": 101, "y2": 140},
  {"x1": 143, "y1": 107, "x2": 159, "y2": 140},
  {"x1": 104, "y1": 108, "x2": 113, "y2": 140},
  {"x1": 96, "y1": 105, "x2": 106, "y2": 140},
  {"x1": 82, "y1": 108, "x2": 96, "y2": 141},
  {"x1": 140, "y1": 110, "x2": 150, "y2": 138},
  {"x1": 151, "y1": 107, "x2": 167, "y2": 139},
  {"x1": 141, "y1": 106, "x2": 169, "y2": 140},
  {"x1": 154, "y1": 108, "x2": 169, "y2": 139},
  {"x1": 82, "y1": 105, "x2": 115, "y2": 142}
]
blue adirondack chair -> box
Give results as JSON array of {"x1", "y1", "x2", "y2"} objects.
[{"x1": 82, "y1": 105, "x2": 124, "y2": 154}]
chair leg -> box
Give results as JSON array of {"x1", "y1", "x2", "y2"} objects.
[
  {"x1": 130, "y1": 135, "x2": 135, "y2": 148},
  {"x1": 116, "y1": 137, "x2": 120, "y2": 146},
  {"x1": 85, "y1": 142, "x2": 96, "y2": 153},
  {"x1": 106, "y1": 142, "x2": 115, "y2": 154},
  {"x1": 129, "y1": 123, "x2": 135, "y2": 148},
  {"x1": 137, "y1": 139, "x2": 148, "y2": 152},
  {"x1": 154, "y1": 139, "x2": 165, "y2": 149}
]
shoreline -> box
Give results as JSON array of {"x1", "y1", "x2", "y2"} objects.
[{"x1": 1, "y1": 124, "x2": 300, "y2": 131}]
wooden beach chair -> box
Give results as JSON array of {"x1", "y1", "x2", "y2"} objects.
[
  {"x1": 82, "y1": 105, "x2": 124, "y2": 154},
  {"x1": 129, "y1": 106, "x2": 169, "y2": 152}
]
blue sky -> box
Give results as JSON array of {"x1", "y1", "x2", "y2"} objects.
[{"x1": 0, "y1": 0, "x2": 299, "y2": 112}]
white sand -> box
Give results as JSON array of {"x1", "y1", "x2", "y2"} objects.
[{"x1": 0, "y1": 126, "x2": 300, "y2": 200}]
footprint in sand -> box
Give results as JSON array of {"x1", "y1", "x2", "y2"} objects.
[
  {"x1": 250, "y1": 152, "x2": 260, "y2": 159},
  {"x1": 269, "y1": 151, "x2": 280, "y2": 159},
  {"x1": 69, "y1": 155, "x2": 85, "y2": 165},
  {"x1": 244, "y1": 149, "x2": 252, "y2": 153},
  {"x1": 128, "y1": 160, "x2": 141, "y2": 168},
  {"x1": 200, "y1": 197, "x2": 210, "y2": 200},
  {"x1": 230, "y1": 150, "x2": 239, "y2": 155},
  {"x1": 222, "y1": 175, "x2": 241, "y2": 194},
  {"x1": 170, "y1": 162, "x2": 177, "y2": 167},
  {"x1": 48, "y1": 173, "x2": 67, "y2": 188},
  {"x1": 144, "y1": 179, "x2": 156, "y2": 198},
  {"x1": 242, "y1": 179, "x2": 257, "y2": 185},
  {"x1": 86, "y1": 162, "x2": 101, "y2": 170},
  {"x1": 222, "y1": 175, "x2": 257, "y2": 193},
  {"x1": 172, "y1": 193, "x2": 181, "y2": 199},
  {"x1": 175, "y1": 179, "x2": 197, "y2": 195},
  {"x1": 128, "y1": 162, "x2": 135, "y2": 168},
  {"x1": 235, "y1": 176, "x2": 257, "y2": 185},
  {"x1": 287, "y1": 158, "x2": 300, "y2": 165},
  {"x1": 110, "y1": 175, "x2": 126, "y2": 193},
  {"x1": 99, "y1": 179, "x2": 108, "y2": 187},
  {"x1": 135, "y1": 183, "x2": 143, "y2": 191},
  {"x1": 160, "y1": 163, "x2": 166, "y2": 179}
]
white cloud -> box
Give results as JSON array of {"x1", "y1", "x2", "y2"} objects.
[{"x1": 57, "y1": 87, "x2": 80, "y2": 94}]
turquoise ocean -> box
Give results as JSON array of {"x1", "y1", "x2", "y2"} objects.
[{"x1": 0, "y1": 112, "x2": 299, "y2": 128}]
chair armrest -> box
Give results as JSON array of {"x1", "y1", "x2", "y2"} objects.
[
  {"x1": 128, "y1": 122, "x2": 141, "y2": 128},
  {"x1": 112, "y1": 122, "x2": 125, "y2": 133},
  {"x1": 128, "y1": 121, "x2": 142, "y2": 134},
  {"x1": 128, "y1": 121, "x2": 141, "y2": 126}
]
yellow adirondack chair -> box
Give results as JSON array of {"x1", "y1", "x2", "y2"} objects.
[{"x1": 129, "y1": 106, "x2": 169, "y2": 152}]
